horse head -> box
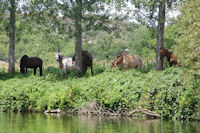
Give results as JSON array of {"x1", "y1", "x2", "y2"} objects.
[
  {"x1": 111, "y1": 59, "x2": 117, "y2": 68},
  {"x1": 55, "y1": 52, "x2": 62, "y2": 61},
  {"x1": 160, "y1": 48, "x2": 177, "y2": 67},
  {"x1": 20, "y1": 55, "x2": 29, "y2": 74},
  {"x1": 20, "y1": 66, "x2": 25, "y2": 74},
  {"x1": 112, "y1": 55, "x2": 123, "y2": 68},
  {"x1": 160, "y1": 48, "x2": 167, "y2": 57}
]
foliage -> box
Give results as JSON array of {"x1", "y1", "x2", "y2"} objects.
[
  {"x1": 0, "y1": 16, "x2": 158, "y2": 66},
  {"x1": 83, "y1": 23, "x2": 156, "y2": 61},
  {"x1": 173, "y1": 0, "x2": 200, "y2": 76},
  {"x1": 0, "y1": 66, "x2": 199, "y2": 120}
]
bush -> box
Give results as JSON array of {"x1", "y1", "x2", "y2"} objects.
[{"x1": 0, "y1": 66, "x2": 199, "y2": 119}]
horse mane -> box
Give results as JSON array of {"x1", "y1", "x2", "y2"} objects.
[
  {"x1": 20, "y1": 55, "x2": 29, "y2": 67},
  {"x1": 22, "y1": 55, "x2": 29, "y2": 58},
  {"x1": 55, "y1": 52, "x2": 64, "y2": 61},
  {"x1": 58, "y1": 54, "x2": 64, "y2": 60},
  {"x1": 117, "y1": 52, "x2": 126, "y2": 58}
]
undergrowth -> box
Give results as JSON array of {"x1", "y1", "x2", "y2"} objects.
[{"x1": 0, "y1": 64, "x2": 199, "y2": 120}]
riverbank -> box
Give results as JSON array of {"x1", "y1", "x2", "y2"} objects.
[{"x1": 0, "y1": 66, "x2": 199, "y2": 120}]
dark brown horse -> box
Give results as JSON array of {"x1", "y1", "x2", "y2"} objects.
[
  {"x1": 112, "y1": 53, "x2": 143, "y2": 70},
  {"x1": 160, "y1": 48, "x2": 177, "y2": 67},
  {"x1": 72, "y1": 50, "x2": 93, "y2": 76},
  {"x1": 20, "y1": 55, "x2": 43, "y2": 76}
]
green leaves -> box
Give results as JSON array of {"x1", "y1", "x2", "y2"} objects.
[
  {"x1": 0, "y1": 66, "x2": 199, "y2": 119},
  {"x1": 173, "y1": 0, "x2": 200, "y2": 77}
]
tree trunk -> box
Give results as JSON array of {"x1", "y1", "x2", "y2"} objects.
[
  {"x1": 155, "y1": 0, "x2": 166, "y2": 71},
  {"x1": 8, "y1": 0, "x2": 15, "y2": 74},
  {"x1": 74, "y1": 0, "x2": 83, "y2": 75}
]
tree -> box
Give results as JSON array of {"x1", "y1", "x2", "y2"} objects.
[
  {"x1": 8, "y1": 0, "x2": 16, "y2": 73},
  {"x1": 74, "y1": 0, "x2": 83, "y2": 74},
  {"x1": 156, "y1": 0, "x2": 166, "y2": 71},
  {"x1": 29, "y1": 0, "x2": 119, "y2": 75},
  {"x1": 0, "y1": 0, "x2": 27, "y2": 73},
  {"x1": 132, "y1": 0, "x2": 180, "y2": 70},
  {"x1": 0, "y1": 0, "x2": 16, "y2": 73}
]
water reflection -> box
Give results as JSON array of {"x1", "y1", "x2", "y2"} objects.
[{"x1": 0, "y1": 112, "x2": 199, "y2": 133}]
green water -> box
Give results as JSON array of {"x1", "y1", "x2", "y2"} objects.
[{"x1": 0, "y1": 112, "x2": 199, "y2": 133}]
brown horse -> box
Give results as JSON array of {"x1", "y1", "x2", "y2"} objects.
[
  {"x1": 20, "y1": 55, "x2": 43, "y2": 76},
  {"x1": 112, "y1": 53, "x2": 143, "y2": 70},
  {"x1": 160, "y1": 48, "x2": 177, "y2": 67},
  {"x1": 72, "y1": 50, "x2": 93, "y2": 76}
]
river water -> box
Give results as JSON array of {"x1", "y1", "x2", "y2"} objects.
[{"x1": 0, "y1": 112, "x2": 199, "y2": 133}]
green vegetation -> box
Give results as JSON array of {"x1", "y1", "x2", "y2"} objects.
[
  {"x1": 0, "y1": 20, "x2": 157, "y2": 65},
  {"x1": 0, "y1": 0, "x2": 200, "y2": 121},
  {"x1": 0, "y1": 66, "x2": 199, "y2": 120}
]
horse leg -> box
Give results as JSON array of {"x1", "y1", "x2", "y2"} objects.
[
  {"x1": 84, "y1": 67, "x2": 87, "y2": 74},
  {"x1": 25, "y1": 68, "x2": 28, "y2": 74},
  {"x1": 82, "y1": 65, "x2": 86, "y2": 74},
  {"x1": 60, "y1": 69, "x2": 63, "y2": 77},
  {"x1": 169, "y1": 62, "x2": 172, "y2": 67},
  {"x1": 39, "y1": 66, "x2": 43, "y2": 76},
  {"x1": 90, "y1": 66, "x2": 93, "y2": 76},
  {"x1": 120, "y1": 64, "x2": 126, "y2": 70},
  {"x1": 34, "y1": 68, "x2": 37, "y2": 75},
  {"x1": 136, "y1": 65, "x2": 140, "y2": 69},
  {"x1": 64, "y1": 68, "x2": 67, "y2": 76},
  {"x1": 82, "y1": 65, "x2": 87, "y2": 75}
]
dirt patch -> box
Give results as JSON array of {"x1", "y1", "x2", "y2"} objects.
[
  {"x1": 0, "y1": 60, "x2": 19, "y2": 69},
  {"x1": 0, "y1": 60, "x2": 8, "y2": 68}
]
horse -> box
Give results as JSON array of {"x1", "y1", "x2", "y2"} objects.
[
  {"x1": 72, "y1": 50, "x2": 93, "y2": 76},
  {"x1": 160, "y1": 48, "x2": 177, "y2": 67},
  {"x1": 112, "y1": 53, "x2": 143, "y2": 70},
  {"x1": 20, "y1": 55, "x2": 43, "y2": 76},
  {"x1": 55, "y1": 52, "x2": 75, "y2": 77}
]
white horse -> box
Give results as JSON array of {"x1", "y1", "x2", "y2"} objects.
[{"x1": 55, "y1": 52, "x2": 75, "y2": 77}]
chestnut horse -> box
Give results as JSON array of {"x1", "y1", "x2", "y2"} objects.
[
  {"x1": 72, "y1": 50, "x2": 93, "y2": 76},
  {"x1": 20, "y1": 55, "x2": 43, "y2": 76},
  {"x1": 112, "y1": 53, "x2": 143, "y2": 70},
  {"x1": 160, "y1": 48, "x2": 177, "y2": 67}
]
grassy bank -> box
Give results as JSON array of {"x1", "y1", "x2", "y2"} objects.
[{"x1": 0, "y1": 65, "x2": 199, "y2": 120}]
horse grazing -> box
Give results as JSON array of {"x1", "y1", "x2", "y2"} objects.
[
  {"x1": 20, "y1": 55, "x2": 43, "y2": 76},
  {"x1": 112, "y1": 53, "x2": 143, "y2": 70},
  {"x1": 55, "y1": 52, "x2": 75, "y2": 77},
  {"x1": 160, "y1": 48, "x2": 177, "y2": 67},
  {"x1": 72, "y1": 50, "x2": 93, "y2": 76}
]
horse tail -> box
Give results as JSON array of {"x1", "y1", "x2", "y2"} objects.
[
  {"x1": 40, "y1": 64, "x2": 43, "y2": 76},
  {"x1": 139, "y1": 56, "x2": 143, "y2": 68},
  {"x1": 90, "y1": 61, "x2": 93, "y2": 76},
  {"x1": 84, "y1": 51, "x2": 93, "y2": 75},
  {"x1": 39, "y1": 58, "x2": 43, "y2": 76}
]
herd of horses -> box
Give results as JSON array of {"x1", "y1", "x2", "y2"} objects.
[{"x1": 19, "y1": 48, "x2": 177, "y2": 76}]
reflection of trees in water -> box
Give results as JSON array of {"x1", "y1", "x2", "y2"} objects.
[
  {"x1": 65, "y1": 115, "x2": 100, "y2": 133},
  {"x1": 1, "y1": 113, "x2": 200, "y2": 133},
  {"x1": 69, "y1": 117, "x2": 200, "y2": 133}
]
